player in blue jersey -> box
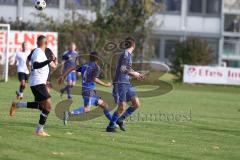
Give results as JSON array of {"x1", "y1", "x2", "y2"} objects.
[
  {"x1": 106, "y1": 37, "x2": 145, "y2": 132},
  {"x1": 60, "y1": 42, "x2": 78, "y2": 99},
  {"x1": 58, "y1": 52, "x2": 112, "y2": 126}
]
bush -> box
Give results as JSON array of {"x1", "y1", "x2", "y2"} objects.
[{"x1": 170, "y1": 37, "x2": 213, "y2": 80}]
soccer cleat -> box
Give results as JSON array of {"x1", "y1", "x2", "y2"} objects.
[
  {"x1": 35, "y1": 131, "x2": 50, "y2": 137},
  {"x1": 63, "y1": 111, "x2": 70, "y2": 126},
  {"x1": 106, "y1": 122, "x2": 117, "y2": 132},
  {"x1": 9, "y1": 101, "x2": 17, "y2": 116},
  {"x1": 117, "y1": 121, "x2": 126, "y2": 131}
]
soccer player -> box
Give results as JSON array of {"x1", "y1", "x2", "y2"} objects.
[
  {"x1": 58, "y1": 52, "x2": 112, "y2": 126},
  {"x1": 60, "y1": 42, "x2": 78, "y2": 99},
  {"x1": 106, "y1": 37, "x2": 145, "y2": 132},
  {"x1": 15, "y1": 42, "x2": 30, "y2": 100},
  {"x1": 10, "y1": 35, "x2": 56, "y2": 137},
  {"x1": 27, "y1": 47, "x2": 58, "y2": 92}
]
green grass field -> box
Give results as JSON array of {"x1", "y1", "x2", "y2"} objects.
[{"x1": 0, "y1": 75, "x2": 240, "y2": 160}]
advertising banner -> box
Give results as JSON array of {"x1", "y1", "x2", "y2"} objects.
[
  {"x1": 183, "y1": 65, "x2": 240, "y2": 85},
  {"x1": 0, "y1": 30, "x2": 58, "y2": 65}
]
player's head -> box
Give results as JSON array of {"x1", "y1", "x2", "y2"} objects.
[
  {"x1": 37, "y1": 35, "x2": 47, "y2": 49},
  {"x1": 125, "y1": 37, "x2": 136, "y2": 50},
  {"x1": 90, "y1": 51, "x2": 99, "y2": 62},
  {"x1": 68, "y1": 42, "x2": 76, "y2": 51},
  {"x1": 21, "y1": 42, "x2": 28, "y2": 52}
]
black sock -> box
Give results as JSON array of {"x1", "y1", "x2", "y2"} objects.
[
  {"x1": 19, "y1": 85, "x2": 25, "y2": 93},
  {"x1": 27, "y1": 102, "x2": 43, "y2": 111},
  {"x1": 39, "y1": 109, "x2": 50, "y2": 125}
]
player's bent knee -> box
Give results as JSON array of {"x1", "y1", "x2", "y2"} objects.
[
  {"x1": 118, "y1": 103, "x2": 125, "y2": 114},
  {"x1": 41, "y1": 98, "x2": 52, "y2": 112},
  {"x1": 21, "y1": 81, "x2": 26, "y2": 87},
  {"x1": 132, "y1": 97, "x2": 140, "y2": 109},
  {"x1": 98, "y1": 99, "x2": 107, "y2": 109}
]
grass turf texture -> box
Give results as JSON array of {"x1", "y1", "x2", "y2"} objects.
[{"x1": 0, "y1": 75, "x2": 240, "y2": 160}]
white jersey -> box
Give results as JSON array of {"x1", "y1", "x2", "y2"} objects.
[
  {"x1": 29, "y1": 48, "x2": 49, "y2": 87},
  {"x1": 15, "y1": 51, "x2": 30, "y2": 74}
]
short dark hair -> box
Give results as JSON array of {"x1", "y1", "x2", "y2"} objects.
[
  {"x1": 90, "y1": 51, "x2": 99, "y2": 62},
  {"x1": 37, "y1": 35, "x2": 46, "y2": 46},
  {"x1": 125, "y1": 37, "x2": 135, "y2": 49}
]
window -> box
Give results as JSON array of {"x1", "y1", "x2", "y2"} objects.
[
  {"x1": 189, "y1": 0, "x2": 202, "y2": 13},
  {"x1": 224, "y1": 14, "x2": 240, "y2": 33},
  {"x1": 66, "y1": 0, "x2": 98, "y2": 9},
  {"x1": 206, "y1": 0, "x2": 221, "y2": 14},
  {"x1": 154, "y1": 39, "x2": 160, "y2": 59},
  {"x1": 188, "y1": 0, "x2": 221, "y2": 16},
  {"x1": 206, "y1": 39, "x2": 218, "y2": 63},
  {"x1": 0, "y1": 0, "x2": 17, "y2": 5},
  {"x1": 164, "y1": 40, "x2": 178, "y2": 60},
  {"x1": 223, "y1": 37, "x2": 240, "y2": 56},
  {"x1": 165, "y1": 0, "x2": 181, "y2": 12},
  {"x1": 24, "y1": 0, "x2": 59, "y2": 8},
  {"x1": 155, "y1": 0, "x2": 182, "y2": 13}
]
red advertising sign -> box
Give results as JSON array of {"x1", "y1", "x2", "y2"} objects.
[{"x1": 0, "y1": 31, "x2": 58, "y2": 64}]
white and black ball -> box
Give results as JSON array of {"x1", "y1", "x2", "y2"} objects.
[{"x1": 35, "y1": 0, "x2": 47, "y2": 11}]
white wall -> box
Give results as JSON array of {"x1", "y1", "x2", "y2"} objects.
[
  {"x1": 154, "y1": 14, "x2": 221, "y2": 35},
  {"x1": 186, "y1": 16, "x2": 221, "y2": 34},
  {"x1": 0, "y1": 6, "x2": 17, "y2": 21},
  {"x1": 0, "y1": 5, "x2": 96, "y2": 23},
  {"x1": 22, "y1": 7, "x2": 61, "y2": 22},
  {"x1": 153, "y1": 14, "x2": 182, "y2": 31}
]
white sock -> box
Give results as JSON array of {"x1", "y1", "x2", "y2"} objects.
[
  {"x1": 16, "y1": 102, "x2": 27, "y2": 108},
  {"x1": 36, "y1": 124, "x2": 44, "y2": 133},
  {"x1": 19, "y1": 92, "x2": 23, "y2": 97}
]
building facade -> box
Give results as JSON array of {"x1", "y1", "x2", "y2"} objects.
[
  {"x1": 0, "y1": 0, "x2": 240, "y2": 67},
  {"x1": 0, "y1": 0, "x2": 98, "y2": 22},
  {"x1": 153, "y1": 0, "x2": 240, "y2": 67}
]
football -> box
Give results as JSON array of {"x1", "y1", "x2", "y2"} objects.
[{"x1": 34, "y1": 0, "x2": 46, "y2": 11}]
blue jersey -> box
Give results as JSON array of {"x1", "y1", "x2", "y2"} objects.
[
  {"x1": 113, "y1": 50, "x2": 132, "y2": 84},
  {"x1": 62, "y1": 50, "x2": 78, "y2": 71},
  {"x1": 76, "y1": 62, "x2": 100, "y2": 92}
]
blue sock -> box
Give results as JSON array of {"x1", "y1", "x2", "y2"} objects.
[
  {"x1": 108, "y1": 111, "x2": 119, "y2": 128},
  {"x1": 111, "y1": 111, "x2": 119, "y2": 123},
  {"x1": 71, "y1": 106, "x2": 85, "y2": 115},
  {"x1": 103, "y1": 108, "x2": 112, "y2": 121},
  {"x1": 117, "y1": 106, "x2": 136, "y2": 122}
]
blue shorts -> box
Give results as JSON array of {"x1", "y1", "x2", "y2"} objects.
[
  {"x1": 82, "y1": 90, "x2": 101, "y2": 107},
  {"x1": 112, "y1": 83, "x2": 137, "y2": 104},
  {"x1": 65, "y1": 71, "x2": 77, "y2": 81}
]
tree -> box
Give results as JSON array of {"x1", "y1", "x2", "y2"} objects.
[
  {"x1": 93, "y1": 0, "x2": 162, "y2": 60},
  {"x1": 171, "y1": 37, "x2": 213, "y2": 80}
]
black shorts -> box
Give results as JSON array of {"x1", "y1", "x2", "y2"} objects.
[
  {"x1": 30, "y1": 84, "x2": 51, "y2": 102},
  {"x1": 18, "y1": 72, "x2": 29, "y2": 82}
]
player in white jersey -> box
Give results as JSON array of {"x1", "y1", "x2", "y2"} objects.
[
  {"x1": 10, "y1": 35, "x2": 57, "y2": 137},
  {"x1": 15, "y1": 42, "x2": 30, "y2": 100}
]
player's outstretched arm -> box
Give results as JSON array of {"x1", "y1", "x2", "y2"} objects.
[
  {"x1": 95, "y1": 78, "x2": 112, "y2": 87},
  {"x1": 128, "y1": 70, "x2": 145, "y2": 81},
  {"x1": 58, "y1": 66, "x2": 76, "y2": 84},
  {"x1": 121, "y1": 65, "x2": 145, "y2": 81}
]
